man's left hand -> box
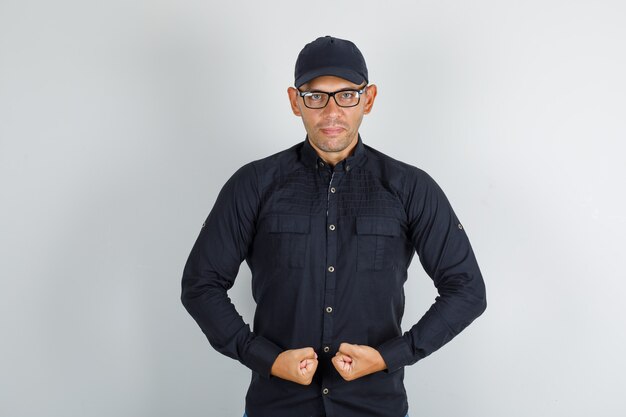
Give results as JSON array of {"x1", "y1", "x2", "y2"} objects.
[{"x1": 331, "y1": 342, "x2": 387, "y2": 381}]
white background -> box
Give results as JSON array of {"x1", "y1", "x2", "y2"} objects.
[{"x1": 1, "y1": 1, "x2": 625, "y2": 416}]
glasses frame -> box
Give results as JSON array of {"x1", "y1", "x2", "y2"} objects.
[{"x1": 297, "y1": 86, "x2": 368, "y2": 109}]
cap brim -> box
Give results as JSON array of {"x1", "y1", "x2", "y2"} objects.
[{"x1": 295, "y1": 66, "x2": 366, "y2": 88}]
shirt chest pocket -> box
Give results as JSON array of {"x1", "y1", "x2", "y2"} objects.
[
  {"x1": 356, "y1": 217, "x2": 403, "y2": 271},
  {"x1": 266, "y1": 214, "x2": 310, "y2": 269}
]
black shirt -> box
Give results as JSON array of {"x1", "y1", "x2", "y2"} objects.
[{"x1": 181, "y1": 135, "x2": 487, "y2": 417}]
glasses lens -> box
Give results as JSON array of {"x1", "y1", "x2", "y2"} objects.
[
  {"x1": 303, "y1": 92, "x2": 329, "y2": 109},
  {"x1": 335, "y1": 91, "x2": 360, "y2": 107}
]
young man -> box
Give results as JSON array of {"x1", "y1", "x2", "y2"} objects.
[{"x1": 181, "y1": 35, "x2": 487, "y2": 417}]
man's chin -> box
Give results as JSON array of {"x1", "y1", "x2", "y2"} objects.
[
  {"x1": 312, "y1": 135, "x2": 353, "y2": 152},
  {"x1": 317, "y1": 142, "x2": 350, "y2": 153}
]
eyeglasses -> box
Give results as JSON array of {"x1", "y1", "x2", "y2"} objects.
[{"x1": 297, "y1": 86, "x2": 368, "y2": 109}]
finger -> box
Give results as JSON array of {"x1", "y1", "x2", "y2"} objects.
[
  {"x1": 299, "y1": 361, "x2": 308, "y2": 375},
  {"x1": 332, "y1": 355, "x2": 349, "y2": 371},
  {"x1": 333, "y1": 356, "x2": 357, "y2": 380},
  {"x1": 301, "y1": 359, "x2": 317, "y2": 375},
  {"x1": 331, "y1": 356, "x2": 342, "y2": 371},
  {"x1": 335, "y1": 353, "x2": 352, "y2": 364}
]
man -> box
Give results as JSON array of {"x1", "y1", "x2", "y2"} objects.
[{"x1": 181, "y1": 35, "x2": 487, "y2": 417}]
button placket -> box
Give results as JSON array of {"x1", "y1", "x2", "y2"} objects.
[{"x1": 322, "y1": 170, "x2": 342, "y2": 400}]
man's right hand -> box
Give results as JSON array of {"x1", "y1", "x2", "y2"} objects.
[{"x1": 270, "y1": 347, "x2": 318, "y2": 385}]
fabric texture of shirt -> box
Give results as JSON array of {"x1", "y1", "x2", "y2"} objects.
[{"x1": 181, "y1": 135, "x2": 487, "y2": 417}]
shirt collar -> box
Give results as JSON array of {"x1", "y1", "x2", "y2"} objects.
[{"x1": 300, "y1": 133, "x2": 367, "y2": 172}]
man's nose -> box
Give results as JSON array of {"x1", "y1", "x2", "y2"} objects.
[{"x1": 322, "y1": 95, "x2": 343, "y2": 116}]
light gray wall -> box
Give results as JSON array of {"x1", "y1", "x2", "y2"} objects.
[{"x1": 1, "y1": 1, "x2": 625, "y2": 416}]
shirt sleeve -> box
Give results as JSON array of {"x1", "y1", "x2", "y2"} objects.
[
  {"x1": 180, "y1": 162, "x2": 283, "y2": 378},
  {"x1": 376, "y1": 168, "x2": 487, "y2": 373}
]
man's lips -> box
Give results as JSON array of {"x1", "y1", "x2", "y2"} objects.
[{"x1": 320, "y1": 127, "x2": 345, "y2": 135}]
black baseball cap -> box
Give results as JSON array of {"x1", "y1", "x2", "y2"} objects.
[{"x1": 294, "y1": 36, "x2": 368, "y2": 88}]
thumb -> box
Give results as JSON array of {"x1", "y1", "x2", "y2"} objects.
[
  {"x1": 297, "y1": 347, "x2": 318, "y2": 361},
  {"x1": 338, "y1": 342, "x2": 357, "y2": 356}
]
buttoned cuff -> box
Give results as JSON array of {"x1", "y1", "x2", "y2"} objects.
[
  {"x1": 376, "y1": 335, "x2": 414, "y2": 373},
  {"x1": 244, "y1": 336, "x2": 283, "y2": 379}
]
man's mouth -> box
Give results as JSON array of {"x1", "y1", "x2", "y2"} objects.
[{"x1": 320, "y1": 127, "x2": 345, "y2": 135}]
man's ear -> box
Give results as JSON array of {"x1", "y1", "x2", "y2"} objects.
[
  {"x1": 287, "y1": 87, "x2": 302, "y2": 116},
  {"x1": 362, "y1": 84, "x2": 377, "y2": 115}
]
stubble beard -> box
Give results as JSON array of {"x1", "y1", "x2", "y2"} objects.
[{"x1": 310, "y1": 130, "x2": 357, "y2": 154}]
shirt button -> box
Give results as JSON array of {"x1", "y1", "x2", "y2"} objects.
[
  {"x1": 322, "y1": 388, "x2": 329, "y2": 395},
  {"x1": 458, "y1": 223, "x2": 463, "y2": 229},
  {"x1": 329, "y1": 224, "x2": 336, "y2": 231},
  {"x1": 323, "y1": 346, "x2": 330, "y2": 353},
  {"x1": 328, "y1": 266, "x2": 334, "y2": 272},
  {"x1": 330, "y1": 187, "x2": 336, "y2": 193},
  {"x1": 346, "y1": 165, "x2": 351, "y2": 171},
  {"x1": 319, "y1": 161, "x2": 325, "y2": 167},
  {"x1": 326, "y1": 306, "x2": 333, "y2": 313}
]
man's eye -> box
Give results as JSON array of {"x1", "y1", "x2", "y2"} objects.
[
  {"x1": 310, "y1": 93, "x2": 323, "y2": 100},
  {"x1": 341, "y1": 92, "x2": 355, "y2": 99}
]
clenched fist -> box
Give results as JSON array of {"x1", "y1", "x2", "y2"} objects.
[
  {"x1": 332, "y1": 342, "x2": 387, "y2": 381},
  {"x1": 270, "y1": 347, "x2": 318, "y2": 385}
]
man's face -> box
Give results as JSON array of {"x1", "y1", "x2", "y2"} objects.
[{"x1": 288, "y1": 75, "x2": 377, "y2": 160}]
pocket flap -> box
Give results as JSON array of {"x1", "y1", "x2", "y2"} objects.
[
  {"x1": 266, "y1": 214, "x2": 310, "y2": 234},
  {"x1": 356, "y1": 217, "x2": 402, "y2": 237}
]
